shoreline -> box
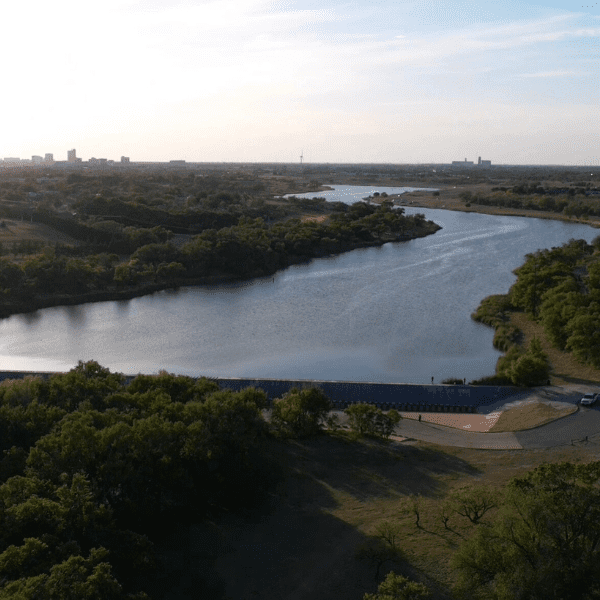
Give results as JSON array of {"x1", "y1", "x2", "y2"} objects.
[{"x1": 0, "y1": 223, "x2": 440, "y2": 319}]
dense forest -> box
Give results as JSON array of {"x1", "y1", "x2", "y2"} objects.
[
  {"x1": 0, "y1": 362, "x2": 406, "y2": 598},
  {"x1": 0, "y1": 169, "x2": 440, "y2": 317},
  {"x1": 0, "y1": 363, "x2": 598, "y2": 599}
]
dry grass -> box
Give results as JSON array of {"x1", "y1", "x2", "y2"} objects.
[
  {"x1": 510, "y1": 311, "x2": 600, "y2": 384},
  {"x1": 0, "y1": 220, "x2": 77, "y2": 246},
  {"x1": 488, "y1": 402, "x2": 577, "y2": 432}
]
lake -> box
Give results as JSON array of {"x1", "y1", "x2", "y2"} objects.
[{"x1": 0, "y1": 186, "x2": 597, "y2": 383}]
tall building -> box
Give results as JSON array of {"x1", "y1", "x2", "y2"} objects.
[
  {"x1": 44, "y1": 153, "x2": 54, "y2": 163},
  {"x1": 67, "y1": 149, "x2": 77, "y2": 162},
  {"x1": 32, "y1": 155, "x2": 43, "y2": 164}
]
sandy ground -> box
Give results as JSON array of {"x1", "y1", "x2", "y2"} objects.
[{"x1": 399, "y1": 411, "x2": 503, "y2": 432}]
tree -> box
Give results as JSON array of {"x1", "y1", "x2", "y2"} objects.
[
  {"x1": 452, "y1": 462, "x2": 600, "y2": 600},
  {"x1": 271, "y1": 387, "x2": 331, "y2": 437},
  {"x1": 497, "y1": 338, "x2": 550, "y2": 386},
  {"x1": 450, "y1": 484, "x2": 499, "y2": 526},
  {"x1": 345, "y1": 403, "x2": 401, "y2": 439},
  {"x1": 364, "y1": 572, "x2": 431, "y2": 600}
]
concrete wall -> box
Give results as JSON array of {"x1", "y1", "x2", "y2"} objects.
[{"x1": 212, "y1": 377, "x2": 518, "y2": 411}]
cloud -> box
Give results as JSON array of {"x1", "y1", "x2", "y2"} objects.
[{"x1": 519, "y1": 71, "x2": 586, "y2": 78}]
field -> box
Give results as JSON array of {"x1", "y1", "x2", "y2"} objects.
[{"x1": 0, "y1": 219, "x2": 78, "y2": 248}]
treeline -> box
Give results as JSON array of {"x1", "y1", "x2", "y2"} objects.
[
  {"x1": 508, "y1": 237, "x2": 600, "y2": 368},
  {"x1": 473, "y1": 237, "x2": 600, "y2": 378},
  {"x1": 0, "y1": 203, "x2": 440, "y2": 315},
  {"x1": 461, "y1": 189, "x2": 600, "y2": 219}
]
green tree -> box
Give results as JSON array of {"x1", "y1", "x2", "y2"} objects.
[
  {"x1": 498, "y1": 338, "x2": 550, "y2": 386},
  {"x1": 345, "y1": 403, "x2": 401, "y2": 439},
  {"x1": 452, "y1": 462, "x2": 600, "y2": 600},
  {"x1": 364, "y1": 572, "x2": 431, "y2": 600},
  {"x1": 271, "y1": 387, "x2": 331, "y2": 437}
]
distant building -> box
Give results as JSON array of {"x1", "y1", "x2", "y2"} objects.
[
  {"x1": 44, "y1": 153, "x2": 54, "y2": 163},
  {"x1": 452, "y1": 158, "x2": 474, "y2": 167},
  {"x1": 169, "y1": 160, "x2": 186, "y2": 165},
  {"x1": 452, "y1": 157, "x2": 492, "y2": 167},
  {"x1": 89, "y1": 157, "x2": 108, "y2": 166},
  {"x1": 67, "y1": 149, "x2": 77, "y2": 162},
  {"x1": 32, "y1": 155, "x2": 43, "y2": 164},
  {"x1": 121, "y1": 156, "x2": 130, "y2": 163},
  {"x1": 3, "y1": 157, "x2": 21, "y2": 163}
]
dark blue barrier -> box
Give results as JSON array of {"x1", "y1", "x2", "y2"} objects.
[
  {"x1": 0, "y1": 372, "x2": 520, "y2": 411},
  {"x1": 211, "y1": 377, "x2": 520, "y2": 410}
]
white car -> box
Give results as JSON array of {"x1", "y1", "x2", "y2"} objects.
[{"x1": 580, "y1": 393, "x2": 598, "y2": 406}]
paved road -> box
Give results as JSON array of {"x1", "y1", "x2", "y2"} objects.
[
  {"x1": 516, "y1": 407, "x2": 600, "y2": 448},
  {"x1": 394, "y1": 418, "x2": 523, "y2": 449}
]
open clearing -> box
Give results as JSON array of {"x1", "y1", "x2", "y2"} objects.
[{"x1": 0, "y1": 219, "x2": 78, "y2": 247}]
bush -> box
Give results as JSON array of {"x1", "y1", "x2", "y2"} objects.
[
  {"x1": 364, "y1": 571, "x2": 431, "y2": 600},
  {"x1": 469, "y1": 374, "x2": 514, "y2": 386}
]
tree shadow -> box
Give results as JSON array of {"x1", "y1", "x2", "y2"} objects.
[
  {"x1": 276, "y1": 434, "x2": 481, "y2": 503},
  {"x1": 553, "y1": 374, "x2": 600, "y2": 386},
  {"x1": 147, "y1": 434, "x2": 467, "y2": 599}
]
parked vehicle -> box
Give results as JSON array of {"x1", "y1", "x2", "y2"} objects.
[{"x1": 580, "y1": 393, "x2": 598, "y2": 406}]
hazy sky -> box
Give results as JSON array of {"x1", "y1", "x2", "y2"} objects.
[{"x1": 4, "y1": 0, "x2": 599, "y2": 164}]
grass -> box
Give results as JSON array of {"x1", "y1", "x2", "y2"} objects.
[
  {"x1": 488, "y1": 402, "x2": 577, "y2": 432},
  {"x1": 0, "y1": 219, "x2": 77, "y2": 246}
]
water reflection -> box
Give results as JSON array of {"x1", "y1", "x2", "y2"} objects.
[{"x1": 62, "y1": 304, "x2": 86, "y2": 326}]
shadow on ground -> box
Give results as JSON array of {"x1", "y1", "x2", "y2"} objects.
[{"x1": 151, "y1": 435, "x2": 475, "y2": 599}]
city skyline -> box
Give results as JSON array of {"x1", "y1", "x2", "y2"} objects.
[{"x1": 3, "y1": 0, "x2": 599, "y2": 165}]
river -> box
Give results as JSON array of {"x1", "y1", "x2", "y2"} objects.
[{"x1": 0, "y1": 186, "x2": 597, "y2": 383}]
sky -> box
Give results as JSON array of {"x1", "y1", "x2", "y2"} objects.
[{"x1": 2, "y1": 0, "x2": 599, "y2": 165}]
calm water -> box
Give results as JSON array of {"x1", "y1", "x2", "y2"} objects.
[{"x1": 0, "y1": 187, "x2": 597, "y2": 383}]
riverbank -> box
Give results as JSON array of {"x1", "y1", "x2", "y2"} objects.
[
  {"x1": 366, "y1": 184, "x2": 600, "y2": 228},
  {"x1": 0, "y1": 217, "x2": 441, "y2": 319}
]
